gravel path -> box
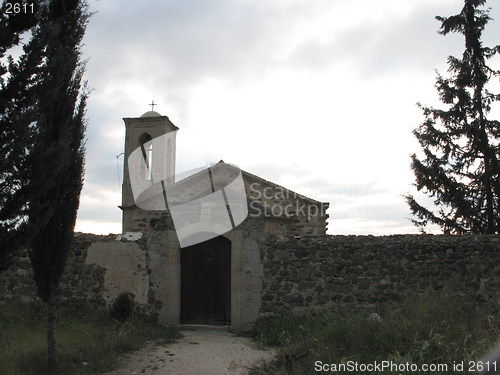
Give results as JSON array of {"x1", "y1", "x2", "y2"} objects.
[{"x1": 104, "y1": 327, "x2": 275, "y2": 375}]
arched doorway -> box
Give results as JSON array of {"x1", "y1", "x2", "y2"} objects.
[{"x1": 180, "y1": 236, "x2": 231, "y2": 325}]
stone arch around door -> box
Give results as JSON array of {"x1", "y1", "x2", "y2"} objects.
[{"x1": 148, "y1": 228, "x2": 263, "y2": 332}]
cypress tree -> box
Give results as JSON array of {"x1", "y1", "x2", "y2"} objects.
[
  {"x1": 23, "y1": 0, "x2": 89, "y2": 368},
  {"x1": 0, "y1": 1, "x2": 41, "y2": 270},
  {"x1": 405, "y1": 0, "x2": 500, "y2": 234},
  {"x1": 1, "y1": 1, "x2": 89, "y2": 366}
]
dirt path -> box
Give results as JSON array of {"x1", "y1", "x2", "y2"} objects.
[{"x1": 104, "y1": 327, "x2": 275, "y2": 375}]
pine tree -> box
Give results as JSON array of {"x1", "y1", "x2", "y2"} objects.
[
  {"x1": 405, "y1": 0, "x2": 500, "y2": 234},
  {"x1": 23, "y1": 0, "x2": 89, "y2": 368}
]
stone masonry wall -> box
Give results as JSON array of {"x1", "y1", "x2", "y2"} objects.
[
  {"x1": 0, "y1": 233, "x2": 162, "y2": 318},
  {"x1": 260, "y1": 234, "x2": 500, "y2": 315},
  {"x1": 2, "y1": 233, "x2": 499, "y2": 326},
  {"x1": 0, "y1": 233, "x2": 108, "y2": 306}
]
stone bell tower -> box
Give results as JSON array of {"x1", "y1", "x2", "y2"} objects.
[{"x1": 120, "y1": 108, "x2": 178, "y2": 232}]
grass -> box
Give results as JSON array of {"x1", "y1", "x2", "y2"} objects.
[
  {"x1": 0, "y1": 302, "x2": 181, "y2": 375},
  {"x1": 248, "y1": 291, "x2": 500, "y2": 375}
]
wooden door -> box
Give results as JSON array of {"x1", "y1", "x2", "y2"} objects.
[{"x1": 180, "y1": 236, "x2": 231, "y2": 325}]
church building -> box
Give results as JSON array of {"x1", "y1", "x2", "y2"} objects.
[{"x1": 118, "y1": 109, "x2": 329, "y2": 329}]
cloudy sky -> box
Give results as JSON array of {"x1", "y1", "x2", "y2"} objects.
[{"x1": 72, "y1": 0, "x2": 499, "y2": 235}]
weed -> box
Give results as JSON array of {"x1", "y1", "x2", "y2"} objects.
[
  {"x1": 248, "y1": 291, "x2": 499, "y2": 375},
  {"x1": 0, "y1": 302, "x2": 180, "y2": 375}
]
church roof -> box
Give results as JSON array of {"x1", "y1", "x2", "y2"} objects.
[
  {"x1": 141, "y1": 110, "x2": 161, "y2": 118},
  {"x1": 241, "y1": 167, "x2": 326, "y2": 205},
  {"x1": 172, "y1": 160, "x2": 326, "y2": 205}
]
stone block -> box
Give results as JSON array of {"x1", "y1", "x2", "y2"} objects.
[{"x1": 276, "y1": 250, "x2": 292, "y2": 261}]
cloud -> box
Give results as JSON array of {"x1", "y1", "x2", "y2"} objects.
[
  {"x1": 287, "y1": 1, "x2": 467, "y2": 77},
  {"x1": 74, "y1": 0, "x2": 499, "y2": 235},
  {"x1": 76, "y1": 184, "x2": 121, "y2": 229},
  {"x1": 84, "y1": 0, "x2": 299, "y2": 89},
  {"x1": 329, "y1": 198, "x2": 421, "y2": 235},
  {"x1": 330, "y1": 218, "x2": 418, "y2": 235}
]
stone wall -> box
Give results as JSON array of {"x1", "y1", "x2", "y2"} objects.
[
  {"x1": 144, "y1": 215, "x2": 269, "y2": 330},
  {"x1": 260, "y1": 234, "x2": 500, "y2": 315},
  {"x1": 0, "y1": 233, "x2": 108, "y2": 306},
  {"x1": 243, "y1": 172, "x2": 329, "y2": 236},
  {"x1": 0, "y1": 233, "x2": 162, "y2": 318},
  {"x1": 2, "y1": 233, "x2": 499, "y2": 327}
]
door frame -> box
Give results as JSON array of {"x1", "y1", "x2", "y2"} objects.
[
  {"x1": 162, "y1": 230, "x2": 244, "y2": 331},
  {"x1": 180, "y1": 235, "x2": 231, "y2": 325}
]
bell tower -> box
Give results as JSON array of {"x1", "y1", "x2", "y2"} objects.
[{"x1": 120, "y1": 109, "x2": 178, "y2": 232}]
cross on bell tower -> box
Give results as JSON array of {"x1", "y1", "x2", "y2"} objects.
[{"x1": 149, "y1": 100, "x2": 157, "y2": 111}]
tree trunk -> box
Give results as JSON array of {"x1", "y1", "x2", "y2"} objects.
[
  {"x1": 47, "y1": 293, "x2": 57, "y2": 370},
  {"x1": 483, "y1": 157, "x2": 495, "y2": 234}
]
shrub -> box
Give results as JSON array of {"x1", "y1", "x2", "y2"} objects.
[{"x1": 110, "y1": 293, "x2": 134, "y2": 321}]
